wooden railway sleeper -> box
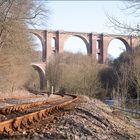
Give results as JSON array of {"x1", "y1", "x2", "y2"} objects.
[
  {"x1": 12, "y1": 119, "x2": 21, "y2": 130},
  {"x1": 3, "y1": 127, "x2": 13, "y2": 135},
  {"x1": 20, "y1": 121, "x2": 27, "y2": 129},
  {"x1": 39, "y1": 111, "x2": 46, "y2": 120},
  {"x1": 32, "y1": 116, "x2": 38, "y2": 122},
  {"x1": 27, "y1": 116, "x2": 33, "y2": 124},
  {"x1": 37, "y1": 112, "x2": 42, "y2": 120}
]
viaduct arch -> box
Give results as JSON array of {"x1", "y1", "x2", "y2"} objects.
[
  {"x1": 31, "y1": 62, "x2": 46, "y2": 90},
  {"x1": 30, "y1": 31, "x2": 46, "y2": 62},
  {"x1": 30, "y1": 29, "x2": 139, "y2": 63},
  {"x1": 29, "y1": 30, "x2": 139, "y2": 90}
]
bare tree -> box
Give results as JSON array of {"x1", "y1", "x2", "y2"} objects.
[
  {"x1": 129, "y1": 48, "x2": 140, "y2": 113},
  {"x1": 0, "y1": 0, "x2": 49, "y2": 50},
  {"x1": 114, "y1": 62, "x2": 131, "y2": 109},
  {"x1": 107, "y1": 14, "x2": 140, "y2": 35},
  {"x1": 0, "y1": 0, "x2": 49, "y2": 94},
  {"x1": 46, "y1": 54, "x2": 63, "y2": 93},
  {"x1": 102, "y1": 49, "x2": 140, "y2": 113},
  {"x1": 107, "y1": 1, "x2": 140, "y2": 35},
  {"x1": 106, "y1": 1, "x2": 140, "y2": 112},
  {"x1": 46, "y1": 53, "x2": 101, "y2": 98}
]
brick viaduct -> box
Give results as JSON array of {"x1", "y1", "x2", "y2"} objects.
[{"x1": 30, "y1": 29, "x2": 139, "y2": 90}]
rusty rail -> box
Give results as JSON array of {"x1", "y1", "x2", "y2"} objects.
[
  {"x1": 0, "y1": 94, "x2": 80, "y2": 135},
  {"x1": 0, "y1": 96, "x2": 64, "y2": 115}
]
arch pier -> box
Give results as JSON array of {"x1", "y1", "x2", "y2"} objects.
[{"x1": 31, "y1": 63, "x2": 46, "y2": 90}]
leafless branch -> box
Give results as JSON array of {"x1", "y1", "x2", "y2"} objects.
[{"x1": 106, "y1": 13, "x2": 140, "y2": 35}]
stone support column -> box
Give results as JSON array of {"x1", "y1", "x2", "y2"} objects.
[
  {"x1": 57, "y1": 31, "x2": 65, "y2": 54},
  {"x1": 46, "y1": 31, "x2": 52, "y2": 61},
  {"x1": 90, "y1": 33, "x2": 97, "y2": 60}
]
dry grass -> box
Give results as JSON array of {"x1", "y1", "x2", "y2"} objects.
[{"x1": 0, "y1": 90, "x2": 34, "y2": 99}]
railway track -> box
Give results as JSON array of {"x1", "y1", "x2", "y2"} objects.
[{"x1": 0, "y1": 93, "x2": 81, "y2": 135}]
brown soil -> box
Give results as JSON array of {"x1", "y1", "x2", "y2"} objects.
[{"x1": 0, "y1": 98, "x2": 140, "y2": 140}]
